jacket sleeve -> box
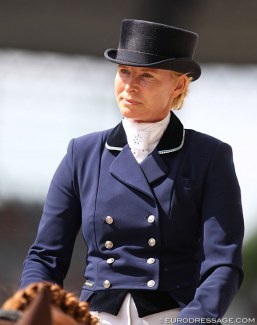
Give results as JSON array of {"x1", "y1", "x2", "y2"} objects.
[
  {"x1": 174, "y1": 142, "x2": 244, "y2": 324},
  {"x1": 20, "y1": 139, "x2": 82, "y2": 288}
]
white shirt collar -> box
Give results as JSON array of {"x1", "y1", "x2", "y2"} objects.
[{"x1": 122, "y1": 113, "x2": 170, "y2": 163}]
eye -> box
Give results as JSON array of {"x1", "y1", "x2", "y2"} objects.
[
  {"x1": 141, "y1": 72, "x2": 154, "y2": 78},
  {"x1": 119, "y1": 68, "x2": 130, "y2": 75}
]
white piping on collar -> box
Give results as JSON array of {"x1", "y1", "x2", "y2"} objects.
[
  {"x1": 105, "y1": 128, "x2": 185, "y2": 154},
  {"x1": 158, "y1": 128, "x2": 185, "y2": 154},
  {"x1": 105, "y1": 143, "x2": 123, "y2": 151}
]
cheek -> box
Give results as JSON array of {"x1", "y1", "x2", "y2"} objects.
[
  {"x1": 150, "y1": 86, "x2": 172, "y2": 104},
  {"x1": 154, "y1": 88, "x2": 174, "y2": 110},
  {"x1": 115, "y1": 79, "x2": 123, "y2": 98},
  {"x1": 163, "y1": 83, "x2": 176, "y2": 101}
]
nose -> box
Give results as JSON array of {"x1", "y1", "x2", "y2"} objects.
[{"x1": 124, "y1": 75, "x2": 137, "y2": 92}]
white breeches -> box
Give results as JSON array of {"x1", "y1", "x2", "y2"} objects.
[{"x1": 91, "y1": 293, "x2": 181, "y2": 325}]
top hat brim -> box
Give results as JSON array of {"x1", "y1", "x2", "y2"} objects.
[{"x1": 104, "y1": 48, "x2": 201, "y2": 81}]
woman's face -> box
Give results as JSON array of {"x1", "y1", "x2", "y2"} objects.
[{"x1": 115, "y1": 65, "x2": 186, "y2": 123}]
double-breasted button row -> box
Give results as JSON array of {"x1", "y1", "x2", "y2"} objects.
[
  {"x1": 103, "y1": 214, "x2": 157, "y2": 290},
  {"x1": 106, "y1": 214, "x2": 155, "y2": 224},
  {"x1": 103, "y1": 216, "x2": 115, "y2": 289},
  {"x1": 103, "y1": 278, "x2": 156, "y2": 289},
  {"x1": 103, "y1": 275, "x2": 156, "y2": 290},
  {"x1": 147, "y1": 216, "x2": 156, "y2": 249},
  {"x1": 104, "y1": 216, "x2": 114, "y2": 251},
  {"x1": 146, "y1": 216, "x2": 156, "y2": 270}
]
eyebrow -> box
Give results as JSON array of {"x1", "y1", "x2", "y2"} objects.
[{"x1": 119, "y1": 65, "x2": 157, "y2": 73}]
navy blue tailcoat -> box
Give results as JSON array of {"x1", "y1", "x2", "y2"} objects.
[{"x1": 20, "y1": 112, "x2": 244, "y2": 321}]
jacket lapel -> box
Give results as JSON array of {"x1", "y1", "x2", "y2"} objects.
[
  {"x1": 106, "y1": 111, "x2": 185, "y2": 210},
  {"x1": 139, "y1": 150, "x2": 173, "y2": 216},
  {"x1": 110, "y1": 145, "x2": 155, "y2": 200},
  {"x1": 139, "y1": 149, "x2": 168, "y2": 184}
]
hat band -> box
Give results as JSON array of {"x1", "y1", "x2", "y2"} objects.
[{"x1": 116, "y1": 49, "x2": 170, "y2": 65}]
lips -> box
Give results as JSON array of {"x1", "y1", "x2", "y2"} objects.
[{"x1": 122, "y1": 98, "x2": 141, "y2": 105}]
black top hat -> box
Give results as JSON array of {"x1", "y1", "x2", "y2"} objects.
[{"x1": 104, "y1": 19, "x2": 201, "y2": 81}]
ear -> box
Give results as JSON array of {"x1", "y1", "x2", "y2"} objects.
[{"x1": 173, "y1": 74, "x2": 187, "y2": 98}]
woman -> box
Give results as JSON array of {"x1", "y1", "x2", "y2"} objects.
[{"x1": 20, "y1": 19, "x2": 244, "y2": 324}]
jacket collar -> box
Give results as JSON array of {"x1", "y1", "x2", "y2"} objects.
[{"x1": 105, "y1": 111, "x2": 185, "y2": 154}]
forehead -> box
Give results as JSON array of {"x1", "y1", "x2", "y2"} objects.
[{"x1": 118, "y1": 65, "x2": 174, "y2": 77}]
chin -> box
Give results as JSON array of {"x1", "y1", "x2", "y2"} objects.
[{"x1": 121, "y1": 109, "x2": 138, "y2": 119}]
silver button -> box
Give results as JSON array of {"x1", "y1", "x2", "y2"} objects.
[
  {"x1": 105, "y1": 216, "x2": 114, "y2": 224},
  {"x1": 147, "y1": 280, "x2": 155, "y2": 288},
  {"x1": 147, "y1": 215, "x2": 155, "y2": 223},
  {"x1": 147, "y1": 258, "x2": 156, "y2": 264},
  {"x1": 105, "y1": 241, "x2": 113, "y2": 249},
  {"x1": 148, "y1": 238, "x2": 156, "y2": 247},
  {"x1": 106, "y1": 258, "x2": 115, "y2": 264},
  {"x1": 103, "y1": 280, "x2": 111, "y2": 288}
]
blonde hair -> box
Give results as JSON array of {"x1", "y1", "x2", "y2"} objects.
[
  {"x1": 171, "y1": 72, "x2": 192, "y2": 110},
  {"x1": 2, "y1": 282, "x2": 98, "y2": 325}
]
